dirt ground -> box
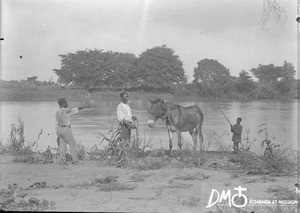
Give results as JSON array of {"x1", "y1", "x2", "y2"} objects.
[{"x1": 0, "y1": 154, "x2": 298, "y2": 212}]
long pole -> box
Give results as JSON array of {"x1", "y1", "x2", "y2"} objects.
[{"x1": 201, "y1": 84, "x2": 232, "y2": 126}]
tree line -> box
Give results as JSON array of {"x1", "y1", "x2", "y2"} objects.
[{"x1": 53, "y1": 44, "x2": 297, "y2": 99}]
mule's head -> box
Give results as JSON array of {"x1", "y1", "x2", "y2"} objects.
[{"x1": 146, "y1": 96, "x2": 168, "y2": 128}]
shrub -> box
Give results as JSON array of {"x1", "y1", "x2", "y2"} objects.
[
  {"x1": 229, "y1": 124, "x2": 297, "y2": 175},
  {"x1": 248, "y1": 84, "x2": 280, "y2": 99},
  {"x1": 98, "y1": 128, "x2": 152, "y2": 168}
]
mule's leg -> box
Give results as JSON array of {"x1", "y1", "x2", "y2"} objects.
[
  {"x1": 189, "y1": 130, "x2": 197, "y2": 152},
  {"x1": 177, "y1": 131, "x2": 182, "y2": 150},
  {"x1": 167, "y1": 129, "x2": 173, "y2": 154},
  {"x1": 197, "y1": 124, "x2": 204, "y2": 151}
]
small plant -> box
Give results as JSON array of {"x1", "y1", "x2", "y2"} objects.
[
  {"x1": 240, "y1": 128, "x2": 255, "y2": 151},
  {"x1": 98, "y1": 182, "x2": 136, "y2": 192},
  {"x1": 174, "y1": 171, "x2": 209, "y2": 181},
  {"x1": 135, "y1": 157, "x2": 163, "y2": 170},
  {"x1": 91, "y1": 175, "x2": 118, "y2": 185},
  {"x1": 181, "y1": 196, "x2": 200, "y2": 206},
  {"x1": 76, "y1": 143, "x2": 86, "y2": 160},
  {"x1": 130, "y1": 173, "x2": 148, "y2": 182},
  {"x1": 177, "y1": 148, "x2": 211, "y2": 168},
  {"x1": 165, "y1": 182, "x2": 193, "y2": 189},
  {"x1": 258, "y1": 123, "x2": 278, "y2": 156},
  {"x1": 224, "y1": 182, "x2": 231, "y2": 186},
  {"x1": 230, "y1": 172, "x2": 240, "y2": 178},
  {"x1": 9, "y1": 118, "x2": 26, "y2": 153}
]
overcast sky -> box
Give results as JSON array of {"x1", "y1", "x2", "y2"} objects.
[{"x1": 0, "y1": 0, "x2": 298, "y2": 82}]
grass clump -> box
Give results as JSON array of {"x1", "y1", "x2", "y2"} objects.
[
  {"x1": 0, "y1": 118, "x2": 54, "y2": 164},
  {"x1": 174, "y1": 171, "x2": 209, "y2": 181},
  {"x1": 98, "y1": 182, "x2": 136, "y2": 192},
  {"x1": 135, "y1": 157, "x2": 164, "y2": 170},
  {"x1": 267, "y1": 185, "x2": 300, "y2": 201},
  {"x1": 91, "y1": 175, "x2": 118, "y2": 185},
  {"x1": 98, "y1": 128, "x2": 153, "y2": 168},
  {"x1": 181, "y1": 196, "x2": 200, "y2": 206},
  {"x1": 130, "y1": 173, "x2": 149, "y2": 182},
  {"x1": 0, "y1": 183, "x2": 54, "y2": 211}
]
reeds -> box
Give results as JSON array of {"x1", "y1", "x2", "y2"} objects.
[
  {"x1": 97, "y1": 128, "x2": 153, "y2": 168},
  {"x1": 0, "y1": 117, "x2": 53, "y2": 164}
]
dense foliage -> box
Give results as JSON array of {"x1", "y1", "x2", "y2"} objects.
[
  {"x1": 53, "y1": 45, "x2": 186, "y2": 92},
  {"x1": 21, "y1": 45, "x2": 293, "y2": 99},
  {"x1": 193, "y1": 59, "x2": 234, "y2": 97},
  {"x1": 133, "y1": 45, "x2": 186, "y2": 91}
]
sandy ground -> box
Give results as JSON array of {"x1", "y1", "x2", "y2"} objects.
[{"x1": 0, "y1": 154, "x2": 298, "y2": 212}]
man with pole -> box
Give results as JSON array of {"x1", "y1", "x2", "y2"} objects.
[{"x1": 231, "y1": 117, "x2": 243, "y2": 154}]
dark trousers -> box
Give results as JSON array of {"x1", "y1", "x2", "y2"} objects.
[{"x1": 119, "y1": 122, "x2": 131, "y2": 140}]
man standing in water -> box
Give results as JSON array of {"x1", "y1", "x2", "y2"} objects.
[
  {"x1": 56, "y1": 98, "x2": 90, "y2": 165},
  {"x1": 117, "y1": 92, "x2": 137, "y2": 140},
  {"x1": 231, "y1": 117, "x2": 243, "y2": 154}
]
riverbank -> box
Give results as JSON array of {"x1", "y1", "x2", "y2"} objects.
[
  {"x1": 1, "y1": 80, "x2": 298, "y2": 102},
  {"x1": 0, "y1": 86, "x2": 175, "y2": 102},
  {"x1": 0, "y1": 153, "x2": 298, "y2": 212}
]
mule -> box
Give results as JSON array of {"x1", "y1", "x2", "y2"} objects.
[{"x1": 147, "y1": 97, "x2": 204, "y2": 152}]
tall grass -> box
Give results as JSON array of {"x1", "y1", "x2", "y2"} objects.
[
  {"x1": 229, "y1": 124, "x2": 298, "y2": 175},
  {"x1": 0, "y1": 117, "x2": 42, "y2": 155},
  {"x1": 0, "y1": 118, "x2": 55, "y2": 164},
  {"x1": 97, "y1": 128, "x2": 154, "y2": 168}
]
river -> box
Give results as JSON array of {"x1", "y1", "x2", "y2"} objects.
[{"x1": 0, "y1": 99, "x2": 298, "y2": 154}]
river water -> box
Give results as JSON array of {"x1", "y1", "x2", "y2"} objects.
[{"x1": 0, "y1": 99, "x2": 298, "y2": 154}]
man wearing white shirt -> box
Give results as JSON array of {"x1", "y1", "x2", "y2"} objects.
[
  {"x1": 117, "y1": 92, "x2": 137, "y2": 140},
  {"x1": 56, "y1": 98, "x2": 89, "y2": 165}
]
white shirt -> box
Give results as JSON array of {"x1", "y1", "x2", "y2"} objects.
[
  {"x1": 55, "y1": 107, "x2": 79, "y2": 130},
  {"x1": 117, "y1": 102, "x2": 132, "y2": 123}
]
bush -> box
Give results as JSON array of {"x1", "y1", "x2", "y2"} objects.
[
  {"x1": 248, "y1": 84, "x2": 280, "y2": 99},
  {"x1": 98, "y1": 128, "x2": 153, "y2": 168}
]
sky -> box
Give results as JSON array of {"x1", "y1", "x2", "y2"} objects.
[{"x1": 0, "y1": 0, "x2": 298, "y2": 82}]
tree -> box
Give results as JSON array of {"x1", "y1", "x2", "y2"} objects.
[
  {"x1": 26, "y1": 76, "x2": 38, "y2": 86},
  {"x1": 251, "y1": 61, "x2": 295, "y2": 83},
  {"x1": 250, "y1": 61, "x2": 296, "y2": 97},
  {"x1": 236, "y1": 70, "x2": 255, "y2": 94},
  {"x1": 250, "y1": 64, "x2": 280, "y2": 83},
  {"x1": 27, "y1": 76, "x2": 37, "y2": 82},
  {"x1": 53, "y1": 49, "x2": 136, "y2": 89},
  {"x1": 275, "y1": 61, "x2": 296, "y2": 96},
  {"x1": 277, "y1": 61, "x2": 296, "y2": 81},
  {"x1": 133, "y1": 44, "x2": 186, "y2": 91},
  {"x1": 193, "y1": 58, "x2": 233, "y2": 97}
]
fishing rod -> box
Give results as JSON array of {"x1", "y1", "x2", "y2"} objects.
[{"x1": 201, "y1": 83, "x2": 232, "y2": 126}]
